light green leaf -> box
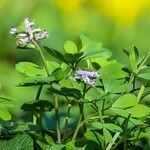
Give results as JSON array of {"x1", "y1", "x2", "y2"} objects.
[
  {"x1": 15, "y1": 62, "x2": 46, "y2": 76},
  {"x1": 104, "y1": 123, "x2": 123, "y2": 132},
  {"x1": 0, "y1": 108, "x2": 11, "y2": 121},
  {"x1": 80, "y1": 34, "x2": 91, "y2": 46},
  {"x1": 110, "y1": 108, "x2": 129, "y2": 118},
  {"x1": 127, "y1": 104, "x2": 150, "y2": 118},
  {"x1": 64, "y1": 40, "x2": 78, "y2": 54},
  {"x1": 103, "y1": 127, "x2": 112, "y2": 143},
  {"x1": 138, "y1": 73, "x2": 150, "y2": 80},
  {"x1": 46, "y1": 61, "x2": 60, "y2": 74},
  {"x1": 138, "y1": 67, "x2": 150, "y2": 80},
  {"x1": 91, "y1": 122, "x2": 103, "y2": 129},
  {"x1": 129, "y1": 50, "x2": 138, "y2": 73},
  {"x1": 112, "y1": 94, "x2": 137, "y2": 109}
]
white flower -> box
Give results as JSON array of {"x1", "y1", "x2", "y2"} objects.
[
  {"x1": 10, "y1": 18, "x2": 49, "y2": 47},
  {"x1": 73, "y1": 69, "x2": 100, "y2": 86}
]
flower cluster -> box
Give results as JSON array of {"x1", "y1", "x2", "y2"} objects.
[
  {"x1": 10, "y1": 18, "x2": 49, "y2": 47},
  {"x1": 73, "y1": 69, "x2": 100, "y2": 86}
]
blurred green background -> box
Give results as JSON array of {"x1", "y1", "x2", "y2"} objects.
[{"x1": 0, "y1": 0, "x2": 150, "y2": 112}]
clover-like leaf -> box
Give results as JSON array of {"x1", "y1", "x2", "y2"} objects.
[
  {"x1": 15, "y1": 62, "x2": 46, "y2": 76},
  {"x1": 64, "y1": 40, "x2": 78, "y2": 54},
  {"x1": 112, "y1": 94, "x2": 137, "y2": 109}
]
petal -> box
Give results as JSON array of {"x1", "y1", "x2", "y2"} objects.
[
  {"x1": 24, "y1": 18, "x2": 35, "y2": 27},
  {"x1": 34, "y1": 31, "x2": 49, "y2": 40},
  {"x1": 10, "y1": 26, "x2": 17, "y2": 34},
  {"x1": 17, "y1": 37, "x2": 30, "y2": 45}
]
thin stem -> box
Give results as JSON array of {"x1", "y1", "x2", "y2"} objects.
[
  {"x1": 54, "y1": 95, "x2": 61, "y2": 143},
  {"x1": 32, "y1": 40, "x2": 61, "y2": 143},
  {"x1": 72, "y1": 84, "x2": 87, "y2": 140},
  {"x1": 32, "y1": 40, "x2": 51, "y2": 76},
  {"x1": 106, "y1": 113, "x2": 131, "y2": 150},
  {"x1": 33, "y1": 85, "x2": 43, "y2": 125},
  {"x1": 106, "y1": 132, "x2": 120, "y2": 150},
  {"x1": 63, "y1": 97, "x2": 71, "y2": 141}
]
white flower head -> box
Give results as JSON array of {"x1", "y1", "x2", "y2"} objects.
[{"x1": 10, "y1": 18, "x2": 49, "y2": 47}]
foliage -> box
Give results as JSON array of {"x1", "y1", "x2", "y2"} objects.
[{"x1": 0, "y1": 18, "x2": 150, "y2": 149}]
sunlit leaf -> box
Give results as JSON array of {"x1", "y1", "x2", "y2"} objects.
[
  {"x1": 112, "y1": 94, "x2": 137, "y2": 109},
  {"x1": 64, "y1": 40, "x2": 78, "y2": 54}
]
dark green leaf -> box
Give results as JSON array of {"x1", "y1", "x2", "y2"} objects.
[
  {"x1": 64, "y1": 52, "x2": 83, "y2": 64},
  {"x1": 43, "y1": 46, "x2": 67, "y2": 64},
  {"x1": 133, "y1": 45, "x2": 139, "y2": 62},
  {"x1": 18, "y1": 76, "x2": 56, "y2": 86},
  {"x1": 51, "y1": 68, "x2": 66, "y2": 81},
  {"x1": 21, "y1": 100, "x2": 54, "y2": 112}
]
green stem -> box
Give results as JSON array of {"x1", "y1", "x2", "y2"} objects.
[
  {"x1": 72, "y1": 84, "x2": 87, "y2": 140},
  {"x1": 32, "y1": 40, "x2": 61, "y2": 143},
  {"x1": 72, "y1": 109, "x2": 83, "y2": 141},
  {"x1": 33, "y1": 85, "x2": 43, "y2": 125},
  {"x1": 32, "y1": 40, "x2": 51, "y2": 76},
  {"x1": 63, "y1": 97, "x2": 71, "y2": 141},
  {"x1": 55, "y1": 95, "x2": 61, "y2": 143}
]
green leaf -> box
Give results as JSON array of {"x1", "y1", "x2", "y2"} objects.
[
  {"x1": 63, "y1": 52, "x2": 83, "y2": 64},
  {"x1": 51, "y1": 68, "x2": 66, "y2": 81},
  {"x1": 48, "y1": 144, "x2": 66, "y2": 150},
  {"x1": 91, "y1": 122, "x2": 103, "y2": 129},
  {"x1": 43, "y1": 47, "x2": 67, "y2": 64},
  {"x1": 101, "y1": 62, "x2": 128, "y2": 79},
  {"x1": 84, "y1": 131, "x2": 104, "y2": 143},
  {"x1": 138, "y1": 73, "x2": 150, "y2": 80},
  {"x1": 103, "y1": 127, "x2": 112, "y2": 143},
  {"x1": 104, "y1": 123, "x2": 123, "y2": 132},
  {"x1": 0, "y1": 108, "x2": 11, "y2": 121},
  {"x1": 112, "y1": 94, "x2": 137, "y2": 109},
  {"x1": 46, "y1": 61, "x2": 60, "y2": 74},
  {"x1": 133, "y1": 45, "x2": 139, "y2": 62},
  {"x1": 0, "y1": 97, "x2": 13, "y2": 108},
  {"x1": 0, "y1": 134, "x2": 33, "y2": 150},
  {"x1": 21, "y1": 100, "x2": 54, "y2": 112},
  {"x1": 110, "y1": 108, "x2": 130, "y2": 118},
  {"x1": 129, "y1": 49, "x2": 138, "y2": 73},
  {"x1": 85, "y1": 88, "x2": 102, "y2": 102},
  {"x1": 80, "y1": 34, "x2": 91, "y2": 46},
  {"x1": 15, "y1": 62, "x2": 45, "y2": 76},
  {"x1": 64, "y1": 40, "x2": 78, "y2": 54},
  {"x1": 80, "y1": 35, "x2": 112, "y2": 60},
  {"x1": 45, "y1": 134, "x2": 54, "y2": 145},
  {"x1": 127, "y1": 104, "x2": 150, "y2": 118},
  {"x1": 18, "y1": 76, "x2": 56, "y2": 86},
  {"x1": 138, "y1": 67, "x2": 150, "y2": 80},
  {"x1": 123, "y1": 49, "x2": 129, "y2": 56},
  {"x1": 60, "y1": 87, "x2": 82, "y2": 99}
]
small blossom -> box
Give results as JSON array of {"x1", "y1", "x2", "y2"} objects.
[
  {"x1": 10, "y1": 18, "x2": 49, "y2": 47},
  {"x1": 73, "y1": 69, "x2": 100, "y2": 86}
]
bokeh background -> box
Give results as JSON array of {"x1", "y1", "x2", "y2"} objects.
[{"x1": 0, "y1": 0, "x2": 150, "y2": 113}]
